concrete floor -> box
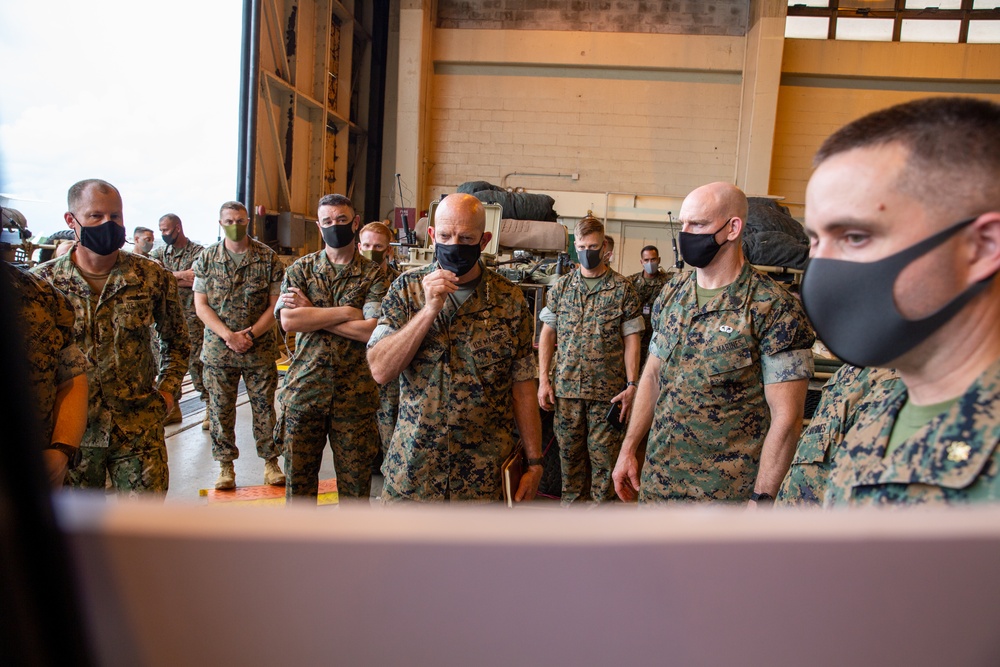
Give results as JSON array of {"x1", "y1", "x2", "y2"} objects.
[{"x1": 163, "y1": 379, "x2": 382, "y2": 504}]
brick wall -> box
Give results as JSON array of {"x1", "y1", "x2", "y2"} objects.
[{"x1": 437, "y1": 0, "x2": 748, "y2": 36}]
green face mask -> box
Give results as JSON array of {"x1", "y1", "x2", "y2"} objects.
[
  {"x1": 361, "y1": 248, "x2": 386, "y2": 264},
  {"x1": 223, "y1": 223, "x2": 247, "y2": 242}
]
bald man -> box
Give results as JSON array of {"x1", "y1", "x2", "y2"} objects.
[
  {"x1": 367, "y1": 193, "x2": 543, "y2": 503},
  {"x1": 612, "y1": 182, "x2": 815, "y2": 505}
]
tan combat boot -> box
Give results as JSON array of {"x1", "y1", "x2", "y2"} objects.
[
  {"x1": 202, "y1": 412, "x2": 210, "y2": 430},
  {"x1": 163, "y1": 402, "x2": 183, "y2": 425},
  {"x1": 264, "y1": 458, "x2": 286, "y2": 486},
  {"x1": 215, "y1": 461, "x2": 236, "y2": 490}
]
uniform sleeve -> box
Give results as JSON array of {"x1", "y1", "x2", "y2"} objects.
[
  {"x1": 510, "y1": 287, "x2": 537, "y2": 383},
  {"x1": 761, "y1": 348, "x2": 814, "y2": 384},
  {"x1": 152, "y1": 268, "x2": 191, "y2": 396},
  {"x1": 759, "y1": 290, "x2": 816, "y2": 357},
  {"x1": 368, "y1": 273, "x2": 409, "y2": 349},
  {"x1": 273, "y1": 259, "x2": 303, "y2": 316},
  {"x1": 269, "y1": 255, "x2": 285, "y2": 296},
  {"x1": 51, "y1": 287, "x2": 88, "y2": 384},
  {"x1": 538, "y1": 280, "x2": 562, "y2": 329},
  {"x1": 191, "y1": 251, "x2": 207, "y2": 293},
  {"x1": 363, "y1": 265, "x2": 391, "y2": 320},
  {"x1": 647, "y1": 280, "x2": 679, "y2": 361},
  {"x1": 620, "y1": 281, "x2": 645, "y2": 338}
]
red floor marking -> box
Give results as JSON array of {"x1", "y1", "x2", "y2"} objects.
[{"x1": 200, "y1": 478, "x2": 338, "y2": 506}]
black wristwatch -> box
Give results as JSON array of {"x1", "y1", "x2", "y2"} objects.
[
  {"x1": 525, "y1": 457, "x2": 544, "y2": 468},
  {"x1": 750, "y1": 492, "x2": 774, "y2": 505},
  {"x1": 246, "y1": 330, "x2": 256, "y2": 342},
  {"x1": 626, "y1": 381, "x2": 637, "y2": 388},
  {"x1": 47, "y1": 442, "x2": 82, "y2": 468}
]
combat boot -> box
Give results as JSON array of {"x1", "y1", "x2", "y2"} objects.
[
  {"x1": 215, "y1": 461, "x2": 236, "y2": 490},
  {"x1": 163, "y1": 402, "x2": 183, "y2": 425},
  {"x1": 264, "y1": 458, "x2": 286, "y2": 486},
  {"x1": 202, "y1": 412, "x2": 210, "y2": 430}
]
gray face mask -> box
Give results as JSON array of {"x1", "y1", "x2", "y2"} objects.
[
  {"x1": 578, "y1": 248, "x2": 603, "y2": 270},
  {"x1": 801, "y1": 215, "x2": 994, "y2": 367},
  {"x1": 643, "y1": 260, "x2": 659, "y2": 275}
]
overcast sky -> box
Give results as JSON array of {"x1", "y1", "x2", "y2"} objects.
[{"x1": 0, "y1": 1, "x2": 243, "y2": 248}]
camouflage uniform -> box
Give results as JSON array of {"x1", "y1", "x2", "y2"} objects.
[
  {"x1": 273, "y1": 250, "x2": 389, "y2": 502},
  {"x1": 151, "y1": 239, "x2": 205, "y2": 401},
  {"x1": 375, "y1": 264, "x2": 403, "y2": 453},
  {"x1": 642, "y1": 262, "x2": 815, "y2": 503},
  {"x1": 822, "y1": 356, "x2": 1000, "y2": 506},
  {"x1": 627, "y1": 268, "x2": 670, "y2": 368},
  {"x1": 539, "y1": 270, "x2": 644, "y2": 504},
  {"x1": 193, "y1": 239, "x2": 283, "y2": 463},
  {"x1": 776, "y1": 365, "x2": 898, "y2": 507},
  {"x1": 370, "y1": 262, "x2": 536, "y2": 502},
  {"x1": 5, "y1": 263, "x2": 89, "y2": 447},
  {"x1": 33, "y1": 251, "x2": 189, "y2": 494}
]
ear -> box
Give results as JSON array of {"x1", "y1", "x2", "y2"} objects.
[
  {"x1": 480, "y1": 231, "x2": 492, "y2": 249},
  {"x1": 64, "y1": 212, "x2": 75, "y2": 229},
  {"x1": 427, "y1": 226, "x2": 436, "y2": 244},
  {"x1": 727, "y1": 216, "x2": 744, "y2": 239},
  {"x1": 967, "y1": 212, "x2": 1000, "y2": 283},
  {"x1": 352, "y1": 214, "x2": 361, "y2": 232}
]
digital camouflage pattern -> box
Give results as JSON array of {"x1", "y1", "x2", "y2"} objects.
[
  {"x1": 776, "y1": 365, "x2": 899, "y2": 507},
  {"x1": 273, "y1": 249, "x2": 389, "y2": 501},
  {"x1": 376, "y1": 264, "x2": 402, "y2": 453},
  {"x1": 33, "y1": 250, "x2": 190, "y2": 493},
  {"x1": 193, "y1": 238, "x2": 284, "y2": 462},
  {"x1": 628, "y1": 268, "x2": 670, "y2": 367},
  {"x1": 373, "y1": 262, "x2": 536, "y2": 502},
  {"x1": 5, "y1": 263, "x2": 88, "y2": 445},
  {"x1": 641, "y1": 262, "x2": 815, "y2": 503},
  {"x1": 540, "y1": 269, "x2": 644, "y2": 504},
  {"x1": 151, "y1": 239, "x2": 205, "y2": 399},
  {"x1": 823, "y1": 356, "x2": 1000, "y2": 506},
  {"x1": 541, "y1": 269, "x2": 643, "y2": 402}
]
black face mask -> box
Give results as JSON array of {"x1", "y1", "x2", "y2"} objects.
[
  {"x1": 801, "y1": 215, "x2": 994, "y2": 368},
  {"x1": 678, "y1": 218, "x2": 732, "y2": 269},
  {"x1": 322, "y1": 223, "x2": 355, "y2": 249},
  {"x1": 76, "y1": 219, "x2": 126, "y2": 256},
  {"x1": 436, "y1": 240, "x2": 482, "y2": 277},
  {"x1": 578, "y1": 248, "x2": 603, "y2": 270},
  {"x1": 162, "y1": 231, "x2": 178, "y2": 246}
]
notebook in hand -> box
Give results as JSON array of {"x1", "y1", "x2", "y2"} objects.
[{"x1": 502, "y1": 443, "x2": 524, "y2": 508}]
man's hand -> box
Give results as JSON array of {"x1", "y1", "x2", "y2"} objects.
[
  {"x1": 42, "y1": 449, "x2": 71, "y2": 488},
  {"x1": 612, "y1": 451, "x2": 641, "y2": 502},
  {"x1": 158, "y1": 389, "x2": 175, "y2": 414},
  {"x1": 611, "y1": 384, "x2": 637, "y2": 422},
  {"x1": 225, "y1": 329, "x2": 253, "y2": 353},
  {"x1": 537, "y1": 378, "x2": 555, "y2": 411},
  {"x1": 514, "y1": 465, "x2": 543, "y2": 502},
  {"x1": 421, "y1": 269, "x2": 459, "y2": 314},
  {"x1": 173, "y1": 269, "x2": 195, "y2": 288},
  {"x1": 279, "y1": 286, "x2": 314, "y2": 310}
]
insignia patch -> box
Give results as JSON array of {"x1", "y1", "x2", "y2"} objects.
[
  {"x1": 946, "y1": 442, "x2": 971, "y2": 463},
  {"x1": 720, "y1": 325, "x2": 734, "y2": 333}
]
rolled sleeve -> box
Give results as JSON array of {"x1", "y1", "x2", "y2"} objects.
[
  {"x1": 621, "y1": 315, "x2": 645, "y2": 338},
  {"x1": 762, "y1": 348, "x2": 814, "y2": 384},
  {"x1": 538, "y1": 305, "x2": 557, "y2": 329},
  {"x1": 363, "y1": 301, "x2": 381, "y2": 320},
  {"x1": 511, "y1": 354, "x2": 537, "y2": 383},
  {"x1": 367, "y1": 323, "x2": 396, "y2": 349}
]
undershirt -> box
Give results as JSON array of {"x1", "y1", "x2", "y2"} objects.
[{"x1": 885, "y1": 397, "x2": 959, "y2": 457}]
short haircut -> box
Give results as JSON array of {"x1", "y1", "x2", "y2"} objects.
[
  {"x1": 133, "y1": 226, "x2": 154, "y2": 236},
  {"x1": 159, "y1": 213, "x2": 182, "y2": 227},
  {"x1": 815, "y1": 96, "x2": 1000, "y2": 216},
  {"x1": 574, "y1": 214, "x2": 604, "y2": 239},
  {"x1": 67, "y1": 179, "x2": 119, "y2": 211},
  {"x1": 641, "y1": 245, "x2": 659, "y2": 255},
  {"x1": 318, "y1": 193, "x2": 355, "y2": 214},
  {"x1": 219, "y1": 201, "x2": 248, "y2": 218},
  {"x1": 605, "y1": 235, "x2": 615, "y2": 249},
  {"x1": 360, "y1": 221, "x2": 393, "y2": 243}
]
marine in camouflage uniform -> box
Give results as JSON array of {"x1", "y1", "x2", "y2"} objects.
[
  {"x1": 151, "y1": 230, "x2": 205, "y2": 403},
  {"x1": 640, "y1": 263, "x2": 814, "y2": 503},
  {"x1": 819, "y1": 356, "x2": 1000, "y2": 506},
  {"x1": 33, "y1": 249, "x2": 189, "y2": 494},
  {"x1": 627, "y1": 266, "x2": 670, "y2": 368},
  {"x1": 273, "y1": 249, "x2": 389, "y2": 502},
  {"x1": 375, "y1": 263, "x2": 402, "y2": 452},
  {"x1": 776, "y1": 365, "x2": 898, "y2": 507},
  {"x1": 193, "y1": 235, "x2": 283, "y2": 465},
  {"x1": 539, "y1": 269, "x2": 644, "y2": 505},
  {"x1": 5, "y1": 263, "x2": 89, "y2": 472},
  {"x1": 369, "y1": 261, "x2": 537, "y2": 502}
]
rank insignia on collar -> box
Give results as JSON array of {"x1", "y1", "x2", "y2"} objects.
[
  {"x1": 946, "y1": 442, "x2": 971, "y2": 463},
  {"x1": 720, "y1": 325, "x2": 733, "y2": 333}
]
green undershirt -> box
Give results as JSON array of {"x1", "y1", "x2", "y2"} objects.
[
  {"x1": 695, "y1": 283, "x2": 726, "y2": 308},
  {"x1": 885, "y1": 397, "x2": 959, "y2": 457}
]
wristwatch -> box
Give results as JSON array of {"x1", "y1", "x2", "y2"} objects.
[
  {"x1": 525, "y1": 457, "x2": 544, "y2": 468},
  {"x1": 749, "y1": 492, "x2": 774, "y2": 505},
  {"x1": 246, "y1": 330, "x2": 256, "y2": 342},
  {"x1": 47, "y1": 442, "x2": 82, "y2": 468},
  {"x1": 626, "y1": 381, "x2": 637, "y2": 387}
]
